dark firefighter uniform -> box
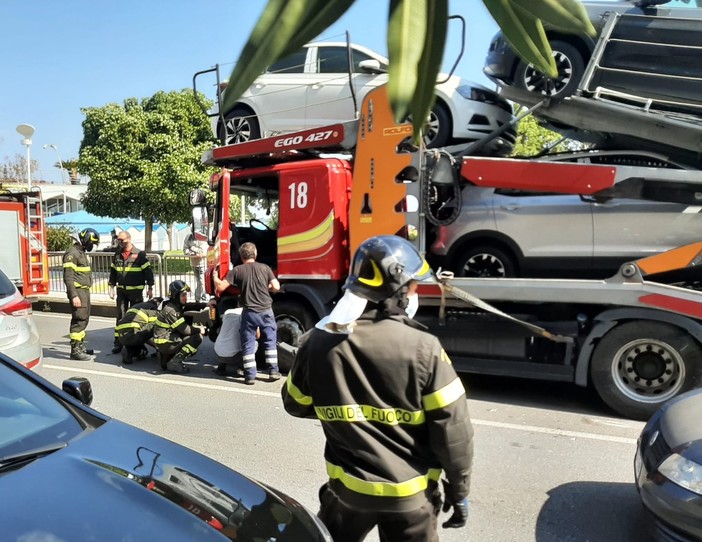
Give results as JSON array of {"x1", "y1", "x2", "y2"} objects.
[
  {"x1": 115, "y1": 298, "x2": 161, "y2": 363},
  {"x1": 109, "y1": 246, "x2": 154, "y2": 346},
  {"x1": 153, "y1": 298, "x2": 202, "y2": 373},
  {"x1": 63, "y1": 238, "x2": 94, "y2": 360},
  {"x1": 282, "y1": 311, "x2": 474, "y2": 541}
]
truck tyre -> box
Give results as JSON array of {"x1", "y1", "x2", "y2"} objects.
[
  {"x1": 455, "y1": 245, "x2": 516, "y2": 278},
  {"x1": 514, "y1": 41, "x2": 584, "y2": 99},
  {"x1": 590, "y1": 321, "x2": 702, "y2": 420},
  {"x1": 273, "y1": 300, "x2": 315, "y2": 373},
  {"x1": 218, "y1": 106, "x2": 261, "y2": 145}
]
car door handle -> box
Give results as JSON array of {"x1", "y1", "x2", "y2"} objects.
[
  {"x1": 253, "y1": 83, "x2": 265, "y2": 90},
  {"x1": 310, "y1": 83, "x2": 323, "y2": 89},
  {"x1": 501, "y1": 204, "x2": 520, "y2": 212}
]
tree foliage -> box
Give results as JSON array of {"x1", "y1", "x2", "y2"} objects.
[
  {"x1": 46, "y1": 225, "x2": 76, "y2": 252},
  {"x1": 513, "y1": 113, "x2": 571, "y2": 157},
  {"x1": 222, "y1": 0, "x2": 594, "y2": 142},
  {"x1": 78, "y1": 90, "x2": 216, "y2": 250},
  {"x1": 0, "y1": 153, "x2": 39, "y2": 184}
]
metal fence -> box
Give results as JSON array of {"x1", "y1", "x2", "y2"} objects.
[{"x1": 48, "y1": 251, "x2": 205, "y2": 302}]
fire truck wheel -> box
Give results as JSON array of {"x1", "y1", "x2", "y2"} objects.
[
  {"x1": 274, "y1": 301, "x2": 315, "y2": 371},
  {"x1": 218, "y1": 106, "x2": 261, "y2": 145},
  {"x1": 454, "y1": 245, "x2": 516, "y2": 278},
  {"x1": 514, "y1": 40, "x2": 585, "y2": 99},
  {"x1": 590, "y1": 321, "x2": 702, "y2": 420}
]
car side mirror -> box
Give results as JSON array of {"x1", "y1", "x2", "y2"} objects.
[
  {"x1": 358, "y1": 59, "x2": 386, "y2": 74},
  {"x1": 62, "y1": 377, "x2": 93, "y2": 406}
]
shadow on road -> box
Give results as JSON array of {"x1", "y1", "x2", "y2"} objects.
[
  {"x1": 461, "y1": 373, "x2": 617, "y2": 419},
  {"x1": 535, "y1": 481, "x2": 653, "y2": 542}
]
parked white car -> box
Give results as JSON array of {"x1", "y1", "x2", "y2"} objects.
[
  {"x1": 0, "y1": 268, "x2": 42, "y2": 371},
  {"x1": 213, "y1": 42, "x2": 517, "y2": 151}
]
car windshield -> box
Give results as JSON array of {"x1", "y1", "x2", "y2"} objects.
[{"x1": 0, "y1": 363, "x2": 84, "y2": 463}]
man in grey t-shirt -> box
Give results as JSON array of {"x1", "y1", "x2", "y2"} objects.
[{"x1": 213, "y1": 242, "x2": 281, "y2": 385}]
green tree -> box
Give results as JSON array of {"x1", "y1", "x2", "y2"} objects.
[
  {"x1": 222, "y1": 0, "x2": 594, "y2": 142},
  {"x1": 78, "y1": 90, "x2": 216, "y2": 251},
  {"x1": 46, "y1": 225, "x2": 76, "y2": 252},
  {"x1": 512, "y1": 113, "x2": 571, "y2": 157}
]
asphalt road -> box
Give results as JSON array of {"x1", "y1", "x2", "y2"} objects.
[{"x1": 35, "y1": 312, "x2": 655, "y2": 542}]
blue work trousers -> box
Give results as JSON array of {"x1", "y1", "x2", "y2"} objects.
[{"x1": 240, "y1": 308, "x2": 278, "y2": 379}]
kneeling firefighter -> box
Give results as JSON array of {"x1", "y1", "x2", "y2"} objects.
[
  {"x1": 153, "y1": 280, "x2": 203, "y2": 374},
  {"x1": 115, "y1": 296, "x2": 163, "y2": 364}
]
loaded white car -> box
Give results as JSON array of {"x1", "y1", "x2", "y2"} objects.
[{"x1": 212, "y1": 42, "x2": 516, "y2": 152}]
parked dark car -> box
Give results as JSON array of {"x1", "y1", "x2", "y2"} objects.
[
  {"x1": 635, "y1": 388, "x2": 702, "y2": 541},
  {"x1": 483, "y1": 0, "x2": 702, "y2": 99},
  {"x1": 0, "y1": 354, "x2": 331, "y2": 541}
]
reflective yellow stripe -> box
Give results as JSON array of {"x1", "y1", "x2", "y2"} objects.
[
  {"x1": 116, "y1": 285, "x2": 145, "y2": 290},
  {"x1": 63, "y1": 262, "x2": 91, "y2": 272},
  {"x1": 182, "y1": 344, "x2": 197, "y2": 354},
  {"x1": 154, "y1": 320, "x2": 172, "y2": 328},
  {"x1": 153, "y1": 338, "x2": 173, "y2": 344},
  {"x1": 127, "y1": 308, "x2": 149, "y2": 322},
  {"x1": 172, "y1": 317, "x2": 185, "y2": 328},
  {"x1": 112, "y1": 266, "x2": 149, "y2": 272},
  {"x1": 326, "y1": 462, "x2": 441, "y2": 497},
  {"x1": 315, "y1": 404, "x2": 425, "y2": 426},
  {"x1": 115, "y1": 322, "x2": 141, "y2": 331},
  {"x1": 357, "y1": 260, "x2": 383, "y2": 287},
  {"x1": 422, "y1": 378, "x2": 465, "y2": 411},
  {"x1": 73, "y1": 283, "x2": 90, "y2": 289},
  {"x1": 285, "y1": 377, "x2": 313, "y2": 406},
  {"x1": 69, "y1": 331, "x2": 86, "y2": 340}
]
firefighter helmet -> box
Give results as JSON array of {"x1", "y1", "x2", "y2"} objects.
[
  {"x1": 168, "y1": 280, "x2": 190, "y2": 301},
  {"x1": 78, "y1": 228, "x2": 100, "y2": 252},
  {"x1": 344, "y1": 235, "x2": 434, "y2": 303}
]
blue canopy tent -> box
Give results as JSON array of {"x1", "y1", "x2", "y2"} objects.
[{"x1": 46, "y1": 211, "x2": 190, "y2": 251}]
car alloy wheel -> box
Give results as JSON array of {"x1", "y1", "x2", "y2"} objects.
[{"x1": 516, "y1": 41, "x2": 585, "y2": 99}]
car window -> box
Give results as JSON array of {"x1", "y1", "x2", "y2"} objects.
[
  {"x1": 267, "y1": 49, "x2": 308, "y2": 74},
  {"x1": 0, "y1": 363, "x2": 84, "y2": 460},
  {"x1": 0, "y1": 269, "x2": 16, "y2": 298},
  {"x1": 317, "y1": 47, "x2": 376, "y2": 74}
]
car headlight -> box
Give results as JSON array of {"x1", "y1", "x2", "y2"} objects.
[
  {"x1": 457, "y1": 85, "x2": 490, "y2": 102},
  {"x1": 658, "y1": 453, "x2": 702, "y2": 496}
]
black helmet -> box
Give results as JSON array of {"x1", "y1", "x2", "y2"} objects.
[
  {"x1": 78, "y1": 228, "x2": 100, "y2": 252},
  {"x1": 344, "y1": 235, "x2": 434, "y2": 303},
  {"x1": 168, "y1": 280, "x2": 190, "y2": 301}
]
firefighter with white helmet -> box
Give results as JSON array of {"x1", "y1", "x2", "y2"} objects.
[
  {"x1": 63, "y1": 228, "x2": 100, "y2": 361},
  {"x1": 282, "y1": 235, "x2": 474, "y2": 541}
]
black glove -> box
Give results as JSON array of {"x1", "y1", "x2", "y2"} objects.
[{"x1": 441, "y1": 479, "x2": 469, "y2": 529}]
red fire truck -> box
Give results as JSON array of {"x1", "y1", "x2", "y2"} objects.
[
  {"x1": 0, "y1": 189, "x2": 49, "y2": 296},
  {"x1": 189, "y1": 80, "x2": 702, "y2": 420}
]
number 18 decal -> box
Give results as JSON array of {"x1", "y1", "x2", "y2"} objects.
[{"x1": 289, "y1": 182, "x2": 308, "y2": 209}]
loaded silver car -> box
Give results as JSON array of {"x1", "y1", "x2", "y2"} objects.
[{"x1": 430, "y1": 150, "x2": 702, "y2": 278}]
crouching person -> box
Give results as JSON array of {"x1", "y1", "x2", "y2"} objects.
[
  {"x1": 153, "y1": 281, "x2": 203, "y2": 374},
  {"x1": 116, "y1": 297, "x2": 163, "y2": 365}
]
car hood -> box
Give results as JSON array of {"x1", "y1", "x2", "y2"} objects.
[
  {"x1": 659, "y1": 389, "x2": 702, "y2": 454},
  {"x1": 2, "y1": 419, "x2": 327, "y2": 541}
]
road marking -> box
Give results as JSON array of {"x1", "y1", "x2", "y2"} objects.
[
  {"x1": 43, "y1": 364, "x2": 280, "y2": 398},
  {"x1": 45, "y1": 364, "x2": 638, "y2": 443},
  {"x1": 472, "y1": 419, "x2": 638, "y2": 445},
  {"x1": 36, "y1": 312, "x2": 115, "y2": 323}
]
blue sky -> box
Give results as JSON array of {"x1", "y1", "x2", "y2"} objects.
[{"x1": 0, "y1": 0, "x2": 498, "y2": 184}]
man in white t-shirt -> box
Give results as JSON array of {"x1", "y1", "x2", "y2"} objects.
[{"x1": 212, "y1": 297, "x2": 258, "y2": 377}]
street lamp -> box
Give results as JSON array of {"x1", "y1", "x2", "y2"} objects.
[
  {"x1": 16, "y1": 124, "x2": 35, "y2": 190},
  {"x1": 43, "y1": 144, "x2": 66, "y2": 184}
]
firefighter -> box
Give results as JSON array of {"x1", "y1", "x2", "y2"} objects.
[
  {"x1": 153, "y1": 280, "x2": 203, "y2": 374},
  {"x1": 282, "y1": 235, "x2": 474, "y2": 541},
  {"x1": 115, "y1": 296, "x2": 163, "y2": 365},
  {"x1": 63, "y1": 228, "x2": 100, "y2": 361},
  {"x1": 108, "y1": 231, "x2": 154, "y2": 354}
]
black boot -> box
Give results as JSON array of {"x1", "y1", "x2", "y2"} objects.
[
  {"x1": 70, "y1": 340, "x2": 95, "y2": 361},
  {"x1": 166, "y1": 351, "x2": 190, "y2": 374},
  {"x1": 121, "y1": 347, "x2": 133, "y2": 365},
  {"x1": 111, "y1": 342, "x2": 123, "y2": 354},
  {"x1": 157, "y1": 351, "x2": 167, "y2": 370}
]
